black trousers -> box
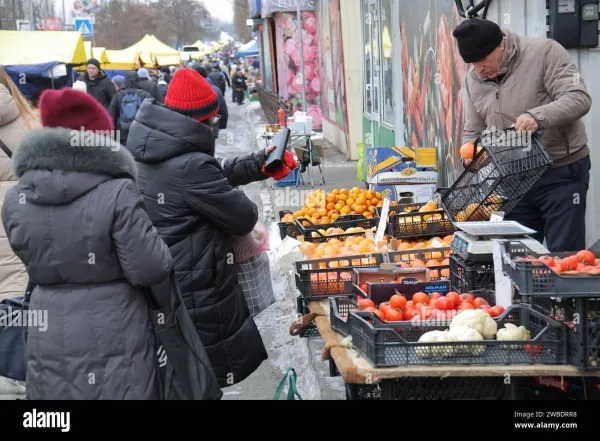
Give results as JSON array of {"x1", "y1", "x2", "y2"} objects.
[{"x1": 504, "y1": 155, "x2": 591, "y2": 253}]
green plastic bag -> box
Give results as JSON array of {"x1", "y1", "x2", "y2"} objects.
[
  {"x1": 273, "y1": 368, "x2": 303, "y2": 400},
  {"x1": 356, "y1": 142, "x2": 365, "y2": 182}
]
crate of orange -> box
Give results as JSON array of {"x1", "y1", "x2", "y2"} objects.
[
  {"x1": 278, "y1": 210, "x2": 300, "y2": 240},
  {"x1": 377, "y1": 201, "x2": 455, "y2": 239},
  {"x1": 294, "y1": 251, "x2": 387, "y2": 299},
  {"x1": 441, "y1": 130, "x2": 552, "y2": 223},
  {"x1": 386, "y1": 236, "x2": 453, "y2": 281}
]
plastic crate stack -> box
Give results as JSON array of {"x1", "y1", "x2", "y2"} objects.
[{"x1": 499, "y1": 240, "x2": 600, "y2": 372}]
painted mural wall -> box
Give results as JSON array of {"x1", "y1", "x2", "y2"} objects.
[
  {"x1": 316, "y1": 0, "x2": 347, "y2": 131},
  {"x1": 275, "y1": 11, "x2": 323, "y2": 130},
  {"x1": 399, "y1": 0, "x2": 469, "y2": 186}
]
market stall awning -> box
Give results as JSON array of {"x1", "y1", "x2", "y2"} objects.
[
  {"x1": 0, "y1": 30, "x2": 86, "y2": 65},
  {"x1": 155, "y1": 54, "x2": 182, "y2": 66},
  {"x1": 236, "y1": 39, "x2": 259, "y2": 58},
  {"x1": 104, "y1": 49, "x2": 142, "y2": 71}
]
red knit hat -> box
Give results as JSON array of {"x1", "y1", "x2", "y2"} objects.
[
  {"x1": 39, "y1": 88, "x2": 114, "y2": 132},
  {"x1": 164, "y1": 68, "x2": 219, "y2": 122}
]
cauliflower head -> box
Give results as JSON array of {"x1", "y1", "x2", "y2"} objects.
[{"x1": 450, "y1": 309, "x2": 498, "y2": 340}]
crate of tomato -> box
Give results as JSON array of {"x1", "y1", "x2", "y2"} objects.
[{"x1": 350, "y1": 301, "x2": 568, "y2": 368}]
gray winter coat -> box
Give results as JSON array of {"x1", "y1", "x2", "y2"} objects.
[{"x1": 1, "y1": 127, "x2": 173, "y2": 400}]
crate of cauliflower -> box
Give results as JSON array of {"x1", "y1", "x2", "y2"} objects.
[{"x1": 349, "y1": 305, "x2": 568, "y2": 368}]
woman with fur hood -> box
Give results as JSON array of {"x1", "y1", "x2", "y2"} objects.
[{"x1": 1, "y1": 88, "x2": 174, "y2": 400}]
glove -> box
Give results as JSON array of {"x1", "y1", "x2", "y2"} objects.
[{"x1": 262, "y1": 152, "x2": 298, "y2": 180}]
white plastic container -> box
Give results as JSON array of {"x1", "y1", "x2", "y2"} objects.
[{"x1": 304, "y1": 116, "x2": 313, "y2": 134}]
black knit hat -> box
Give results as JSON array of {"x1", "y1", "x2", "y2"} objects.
[
  {"x1": 453, "y1": 18, "x2": 504, "y2": 63},
  {"x1": 86, "y1": 58, "x2": 101, "y2": 69}
]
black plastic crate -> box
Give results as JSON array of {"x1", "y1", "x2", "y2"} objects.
[
  {"x1": 500, "y1": 241, "x2": 600, "y2": 297},
  {"x1": 329, "y1": 295, "x2": 359, "y2": 337},
  {"x1": 345, "y1": 383, "x2": 383, "y2": 400},
  {"x1": 350, "y1": 305, "x2": 568, "y2": 368},
  {"x1": 296, "y1": 214, "x2": 378, "y2": 236},
  {"x1": 386, "y1": 204, "x2": 455, "y2": 239},
  {"x1": 450, "y1": 254, "x2": 495, "y2": 293},
  {"x1": 295, "y1": 295, "x2": 320, "y2": 339},
  {"x1": 441, "y1": 129, "x2": 552, "y2": 223},
  {"x1": 294, "y1": 253, "x2": 386, "y2": 299},
  {"x1": 278, "y1": 210, "x2": 299, "y2": 240},
  {"x1": 387, "y1": 247, "x2": 451, "y2": 281},
  {"x1": 379, "y1": 377, "x2": 512, "y2": 400},
  {"x1": 529, "y1": 296, "x2": 600, "y2": 371}
]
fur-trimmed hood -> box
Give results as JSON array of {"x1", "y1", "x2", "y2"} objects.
[
  {"x1": 13, "y1": 127, "x2": 138, "y2": 181},
  {"x1": 11, "y1": 127, "x2": 138, "y2": 205}
]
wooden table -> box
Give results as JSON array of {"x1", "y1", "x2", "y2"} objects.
[{"x1": 306, "y1": 298, "x2": 600, "y2": 399}]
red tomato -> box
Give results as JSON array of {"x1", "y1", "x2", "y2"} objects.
[
  {"x1": 403, "y1": 308, "x2": 415, "y2": 321},
  {"x1": 358, "y1": 299, "x2": 375, "y2": 310},
  {"x1": 458, "y1": 302, "x2": 475, "y2": 312},
  {"x1": 379, "y1": 302, "x2": 391, "y2": 315},
  {"x1": 359, "y1": 282, "x2": 368, "y2": 293},
  {"x1": 490, "y1": 306, "x2": 505, "y2": 317},
  {"x1": 430, "y1": 292, "x2": 442, "y2": 300},
  {"x1": 390, "y1": 294, "x2": 407, "y2": 310},
  {"x1": 446, "y1": 309, "x2": 458, "y2": 320},
  {"x1": 373, "y1": 310, "x2": 385, "y2": 321},
  {"x1": 525, "y1": 344, "x2": 543, "y2": 356},
  {"x1": 460, "y1": 293, "x2": 474, "y2": 305},
  {"x1": 473, "y1": 297, "x2": 488, "y2": 308},
  {"x1": 406, "y1": 301, "x2": 415, "y2": 309},
  {"x1": 577, "y1": 250, "x2": 596, "y2": 265},
  {"x1": 409, "y1": 309, "x2": 422, "y2": 322},
  {"x1": 445, "y1": 292, "x2": 462, "y2": 309},
  {"x1": 435, "y1": 297, "x2": 451, "y2": 311},
  {"x1": 385, "y1": 308, "x2": 403, "y2": 322},
  {"x1": 433, "y1": 310, "x2": 447, "y2": 321},
  {"x1": 429, "y1": 298, "x2": 438, "y2": 308},
  {"x1": 421, "y1": 308, "x2": 434, "y2": 320},
  {"x1": 539, "y1": 256, "x2": 555, "y2": 268},
  {"x1": 412, "y1": 292, "x2": 429, "y2": 305},
  {"x1": 478, "y1": 304, "x2": 491, "y2": 311}
]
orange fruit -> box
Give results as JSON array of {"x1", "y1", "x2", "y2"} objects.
[
  {"x1": 335, "y1": 203, "x2": 344, "y2": 212},
  {"x1": 326, "y1": 202, "x2": 336, "y2": 211},
  {"x1": 460, "y1": 143, "x2": 476, "y2": 160},
  {"x1": 355, "y1": 205, "x2": 367, "y2": 215},
  {"x1": 331, "y1": 189, "x2": 339, "y2": 195},
  {"x1": 318, "y1": 208, "x2": 328, "y2": 217},
  {"x1": 371, "y1": 198, "x2": 379, "y2": 206},
  {"x1": 366, "y1": 190, "x2": 376, "y2": 200},
  {"x1": 355, "y1": 197, "x2": 366, "y2": 206},
  {"x1": 346, "y1": 198, "x2": 355, "y2": 206},
  {"x1": 326, "y1": 195, "x2": 336, "y2": 203},
  {"x1": 339, "y1": 188, "x2": 349, "y2": 195},
  {"x1": 331, "y1": 213, "x2": 339, "y2": 221},
  {"x1": 338, "y1": 194, "x2": 348, "y2": 202}
]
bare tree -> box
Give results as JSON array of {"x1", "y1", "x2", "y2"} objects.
[{"x1": 233, "y1": 2, "x2": 251, "y2": 42}]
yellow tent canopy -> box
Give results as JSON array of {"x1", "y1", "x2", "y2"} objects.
[
  {"x1": 77, "y1": 42, "x2": 110, "y2": 70},
  {"x1": 0, "y1": 30, "x2": 86, "y2": 65},
  {"x1": 122, "y1": 34, "x2": 179, "y2": 66},
  {"x1": 155, "y1": 55, "x2": 181, "y2": 66},
  {"x1": 104, "y1": 49, "x2": 142, "y2": 71}
]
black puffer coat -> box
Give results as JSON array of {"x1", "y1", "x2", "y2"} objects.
[
  {"x1": 125, "y1": 99, "x2": 268, "y2": 387},
  {"x1": 77, "y1": 71, "x2": 116, "y2": 109}
]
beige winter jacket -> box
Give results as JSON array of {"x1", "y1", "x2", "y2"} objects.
[
  {"x1": 0, "y1": 84, "x2": 35, "y2": 300},
  {"x1": 463, "y1": 30, "x2": 592, "y2": 167}
]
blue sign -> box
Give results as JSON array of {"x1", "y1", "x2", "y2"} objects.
[{"x1": 75, "y1": 18, "x2": 93, "y2": 37}]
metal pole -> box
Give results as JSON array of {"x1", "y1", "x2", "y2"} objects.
[
  {"x1": 28, "y1": 0, "x2": 34, "y2": 30},
  {"x1": 296, "y1": 0, "x2": 307, "y2": 112},
  {"x1": 61, "y1": 0, "x2": 65, "y2": 30}
]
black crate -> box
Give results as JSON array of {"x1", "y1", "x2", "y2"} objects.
[
  {"x1": 441, "y1": 129, "x2": 552, "y2": 223},
  {"x1": 329, "y1": 295, "x2": 359, "y2": 336},
  {"x1": 294, "y1": 253, "x2": 386, "y2": 299},
  {"x1": 296, "y1": 214, "x2": 378, "y2": 236},
  {"x1": 450, "y1": 254, "x2": 495, "y2": 293},
  {"x1": 350, "y1": 305, "x2": 568, "y2": 368},
  {"x1": 387, "y1": 247, "x2": 451, "y2": 281},
  {"x1": 379, "y1": 377, "x2": 512, "y2": 400},
  {"x1": 387, "y1": 204, "x2": 456, "y2": 239},
  {"x1": 278, "y1": 210, "x2": 299, "y2": 240},
  {"x1": 529, "y1": 296, "x2": 600, "y2": 371},
  {"x1": 345, "y1": 383, "x2": 383, "y2": 400},
  {"x1": 500, "y1": 241, "x2": 600, "y2": 297},
  {"x1": 295, "y1": 295, "x2": 320, "y2": 339}
]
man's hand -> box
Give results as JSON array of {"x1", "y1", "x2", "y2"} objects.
[
  {"x1": 265, "y1": 145, "x2": 276, "y2": 155},
  {"x1": 513, "y1": 113, "x2": 539, "y2": 134}
]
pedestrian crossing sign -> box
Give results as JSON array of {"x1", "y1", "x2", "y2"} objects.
[{"x1": 75, "y1": 18, "x2": 93, "y2": 37}]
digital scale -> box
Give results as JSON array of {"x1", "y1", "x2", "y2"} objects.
[{"x1": 451, "y1": 221, "x2": 549, "y2": 263}]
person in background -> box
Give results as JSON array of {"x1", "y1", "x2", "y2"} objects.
[
  {"x1": 108, "y1": 71, "x2": 152, "y2": 145},
  {"x1": 125, "y1": 68, "x2": 295, "y2": 388},
  {"x1": 2, "y1": 88, "x2": 173, "y2": 399},
  {"x1": 231, "y1": 68, "x2": 247, "y2": 105},
  {"x1": 453, "y1": 18, "x2": 592, "y2": 252},
  {"x1": 160, "y1": 66, "x2": 172, "y2": 84},
  {"x1": 194, "y1": 66, "x2": 228, "y2": 139},
  {"x1": 136, "y1": 68, "x2": 163, "y2": 103},
  {"x1": 112, "y1": 75, "x2": 125, "y2": 92},
  {"x1": 76, "y1": 58, "x2": 116, "y2": 109}
]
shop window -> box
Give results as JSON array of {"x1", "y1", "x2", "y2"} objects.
[{"x1": 381, "y1": 0, "x2": 394, "y2": 126}]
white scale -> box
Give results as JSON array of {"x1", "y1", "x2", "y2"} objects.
[{"x1": 451, "y1": 221, "x2": 549, "y2": 263}]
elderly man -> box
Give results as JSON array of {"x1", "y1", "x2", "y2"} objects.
[{"x1": 454, "y1": 18, "x2": 592, "y2": 252}]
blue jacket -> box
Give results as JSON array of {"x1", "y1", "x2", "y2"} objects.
[{"x1": 206, "y1": 77, "x2": 228, "y2": 138}]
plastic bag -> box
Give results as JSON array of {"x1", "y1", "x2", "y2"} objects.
[{"x1": 232, "y1": 221, "x2": 270, "y2": 264}]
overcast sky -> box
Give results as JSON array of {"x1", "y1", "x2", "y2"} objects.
[{"x1": 201, "y1": 0, "x2": 234, "y2": 23}]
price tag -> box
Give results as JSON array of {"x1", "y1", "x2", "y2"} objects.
[
  {"x1": 490, "y1": 212, "x2": 505, "y2": 222},
  {"x1": 375, "y1": 197, "x2": 390, "y2": 243}
]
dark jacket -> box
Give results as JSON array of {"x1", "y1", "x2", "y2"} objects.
[
  {"x1": 139, "y1": 77, "x2": 164, "y2": 103},
  {"x1": 125, "y1": 99, "x2": 268, "y2": 387},
  {"x1": 1, "y1": 127, "x2": 173, "y2": 400},
  {"x1": 77, "y1": 70, "x2": 116, "y2": 109},
  {"x1": 205, "y1": 77, "x2": 228, "y2": 138},
  {"x1": 232, "y1": 73, "x2": 248, "y2": 91},
  {"x1": 108, "y1": 71, "x2": 153, "y2": 144},
  {"x1": 208, "y1": 71, "x2": 226, "y2": 92}
]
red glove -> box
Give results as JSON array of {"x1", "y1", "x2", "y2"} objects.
[{"x1": 262, "y1": 152, "x2": 298, "y2": 180}]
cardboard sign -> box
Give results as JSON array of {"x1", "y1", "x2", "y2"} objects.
[{"x1": 375, "y1": 197, "x2": 390, "y2": 243}]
